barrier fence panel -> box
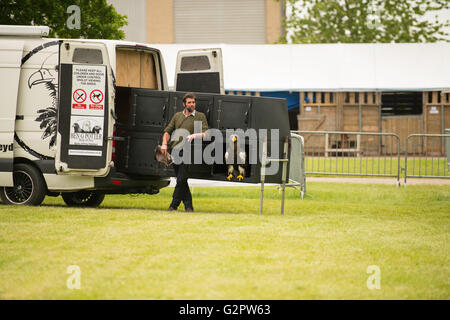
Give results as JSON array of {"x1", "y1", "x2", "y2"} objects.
[
  {"x1": 285, "y1": 133, "x2": 306, "y2": 198},
  {"x1": 292, "y1": 131, "x2": 401, "y2": 185},
  {"x1": 404, "y1": 133, "x2": 450, "y2": 185}
]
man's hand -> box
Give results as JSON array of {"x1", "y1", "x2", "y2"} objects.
[
  {"x1": 187, "y1": 133, "x2": 203, "y2": 142},
  {"x1": 161, "y1": 132, "x2": 171, "y2": 156},
  {"x1": 161, "y1": 144, "x2": 167, "y2": 156}
]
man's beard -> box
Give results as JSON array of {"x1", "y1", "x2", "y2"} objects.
[{"x1": 186, "y1": 107, "x2": 193, "y2": 113}]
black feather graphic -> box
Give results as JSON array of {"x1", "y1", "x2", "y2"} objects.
[
  {"x1": 45, "y1": 82, "x2": 57, "y2": 97},
  {"x1": 49, "y1": 135, "x2": 56, "y2": 147},
  {"x1": 35, "y1": 106, "x2": 57, "y2": 148}
]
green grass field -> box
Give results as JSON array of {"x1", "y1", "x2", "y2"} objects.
[
  {"x1": 305, "y1": 157, "x2": 449, "y2": 177},
  {"x1": 0, "y1": 182, "x2": 449, "y2": 299}
]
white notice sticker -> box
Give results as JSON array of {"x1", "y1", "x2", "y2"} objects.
[
  {"x1": 68, "y1": 149, "x2": 102, "y2": 157},
  {"x1": 429, "y1": 106, "x2": 439, "y2": 114}
]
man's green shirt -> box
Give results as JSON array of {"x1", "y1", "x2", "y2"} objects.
[{"x1": 164, "y1": 110, "x2": 208, "y2": 149}]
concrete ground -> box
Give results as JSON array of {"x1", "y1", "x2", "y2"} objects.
[
  {"x1": 170, "y1": 177, "x2": 450, "y2": 187},
  {"x1": 169, "y1": 177, "x2": 275, "y2": 187},
  {"x1": 306, "y1": 177, "x2": 450, "y2": 185}
]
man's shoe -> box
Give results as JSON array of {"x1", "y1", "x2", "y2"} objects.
[
  {"x1": 185, "y1": 208, "x2": 194, "y2": 212},
  {"x1": 167, "y1": 207, "x2": 177, "y2": 212}
]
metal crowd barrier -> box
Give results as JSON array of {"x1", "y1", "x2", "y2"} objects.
[
  {"x1": 258, "y1": 131, "x2": 449, "y2": 213},
  {"x1": 404, "y1": 133, "x2": 450, "y2": 185},
  {"x1": 284, "y1": 133, "x2": 307, "y2": 198},
  {"x1": 292, "y1": 131, "x2": 402, "y2": 186}
]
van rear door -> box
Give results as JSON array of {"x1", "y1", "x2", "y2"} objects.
[
  {"x1": 175, "y1": 48, "x2": 224, "y2": 94},
  {"x1": 55, "y1": 40, "x2": 113, "y2": 176},
  {"x1": 0, "y1": 40, "x2": 23, "y2": 186}
]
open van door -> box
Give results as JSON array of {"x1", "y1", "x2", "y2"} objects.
[
  {"x1": 175, "y1": 48, "x2": 224, "y2": 94},
  {"x1": 55, "y1": 40, "x2": 113, "y2": 176},
  {"x1": 0, "y1": 40, "x2": 23, "y2": 186}
]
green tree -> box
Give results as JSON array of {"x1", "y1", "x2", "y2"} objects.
[
  {"x1": 280, "y1": 0, "x2": 450, "y2": 43},
  {"x1": 0, "y1": 0, "x2": 128, "y2": 39}
]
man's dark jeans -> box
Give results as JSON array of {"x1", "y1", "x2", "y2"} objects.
[{"x1": 170, "y1": 163, "x2": 193, "y2": 210}]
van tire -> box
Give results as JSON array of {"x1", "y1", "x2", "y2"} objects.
[
  {"x1": 0, "y1": 163, "x2": 46, "y2": 206},
  {"x1": 61, "y1": 191, "x2": 105, "y2": 207}
]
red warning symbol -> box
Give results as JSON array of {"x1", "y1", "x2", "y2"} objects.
[
  {"x1": 90, "y1": 90, "x2": 104, "y2": 104},
  {"x1": 73, "y1": 89, "x2": 87, "y2": 103}
]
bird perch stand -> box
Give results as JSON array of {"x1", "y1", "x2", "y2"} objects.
[{"x1": 259, "y1": 136, "x2": 289, "y2": 215}]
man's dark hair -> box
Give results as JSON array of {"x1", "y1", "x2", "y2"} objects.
[{"x1": 182, "y1": 92, "x2": 196, "y2": 104}]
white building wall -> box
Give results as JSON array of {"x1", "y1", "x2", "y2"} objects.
[
  {"x1": 107, "y1": 0, "x2": 147, "y2": 43},
  {"x1": 174, "y1": 0, "x2": 266, "y2": 44}
]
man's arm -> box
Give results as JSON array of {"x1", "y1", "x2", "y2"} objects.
[
  {"x1": 162, "y1": 114, "x2": 178, "y2": 155},
  {"x1": 187, "y1": 114, "x2": 208, "y2": 142},
  {"x1": 187, "y1": 131, "x2": 206, "y2": 142},
  {"x1": 161, "y1": 131, "x2": 170, "y2": 155}
]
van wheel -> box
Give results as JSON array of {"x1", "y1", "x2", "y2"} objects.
[
  {"x1": 62, "y1": 191, "x2": 105, "y2": 207},
  {"x1": 0, "y1": 163, "x2": 46, "y2": 206}
]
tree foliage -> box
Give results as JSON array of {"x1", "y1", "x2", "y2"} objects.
[
  {"x1": 280, "y1": 0, "x2": 450, "y2": 43},
  {"x1": 0, "y1": 0, "x2": 128, "y2": 39}
]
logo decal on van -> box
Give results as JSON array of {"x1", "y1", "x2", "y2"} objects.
[
  {"x1": 15, "y1": 41, "x2": 60, "y2": 161},
  {"x1": 30, "y1": 56, "x2": 58, "y2": 149},
  {"x1": 69, "y1": 116, "x2": 103, "y2": 147}
]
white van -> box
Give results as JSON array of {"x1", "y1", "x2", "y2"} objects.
[{"x1": 0, "y1": 25, "x2": 226, "y2": 206}]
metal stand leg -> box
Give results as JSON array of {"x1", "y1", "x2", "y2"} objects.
[
  {"x1": 259, "y1": 136, "x2": 267, "y2": 215},
  {"x1": 260, "y1": 136, "x2": 289, "y2": 215},
  {"x1": 280, "y1": 137, "x2": 289, "y2": 215}
]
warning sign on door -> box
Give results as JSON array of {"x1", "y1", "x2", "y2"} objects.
[
  {"x1": 72, "y1": 88, "x2": 87, "y2": 109},
  {"x1": 71, "y1": 65, "x2": 106, "y2": 116}
]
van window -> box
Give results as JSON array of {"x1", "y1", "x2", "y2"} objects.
[
  {"x1": 180, "y1": 55, "x2": 211, "y2": 71},
  {"x1": 73, "y1": 48, "x2": 103, "y2": 64},
  {"x1": 116, "y1": 49, "x2": 158, "y2": 89}
]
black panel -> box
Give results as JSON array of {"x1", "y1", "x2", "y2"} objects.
[
  {"x1": 115, "y1": 131, "x2": 173, "y2": 177},
  {"x1": 170, "y1": 91, "x2": 215, "y2": 125},
  {"x1": 58, "y1": 63, "x2": 109, "y2": 170},
  {"x1": 115, "y1": 87, "x2": 131, "y2": 124},
  {"x1": 249, "y1": 97, "x2": 290, "y2": 183},
  {"x1": 129, "y1": 89, "x2": 170, "y2": 133},
  {"x1": 113, "y1": 89, "x2": 290, "y2": 184},
  {"x1": 289, "y1": 108, "x2": 299, "y2": 130},
  {"x1": 252, "y1": 140, "x2": 289, "y2": 184},
  {"x1": 214, "y1": 95, "x2": 251, "y2": 131},
  {"x1": 176, "y1": 72, "x2": 220, "y2": 94},
  {"x1": 251, "y1": 96, "x2": 290, "y2": 138},
  {"x1": 168, "y1": 91, "x2": 215, "y2": 178},
  {"x1": 115, "y1": 89, "x2": 173, "y2": 177}
]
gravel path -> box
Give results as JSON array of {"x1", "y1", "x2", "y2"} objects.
[
  {"x1": 306, "y1": 177, "x2": 450, "y2": 185},
  {"x1": 170, "y1": 177, "x2": 450, "y2": 187}
]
